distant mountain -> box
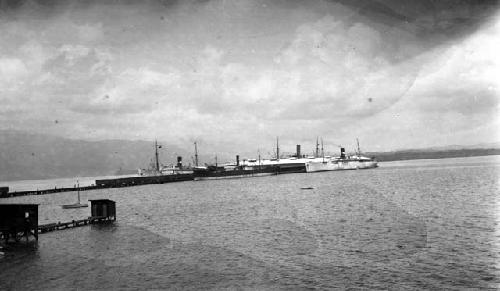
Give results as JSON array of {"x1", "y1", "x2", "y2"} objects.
[
  {"x1": 366, "y1": 147, "x2": 500, "y2": 162},
  {"x1": 0, "y1": 130, "x2": 198, "y2": 181},
  {"x1": 421, "y1": 142, "x2": 500, "y2": 151}
]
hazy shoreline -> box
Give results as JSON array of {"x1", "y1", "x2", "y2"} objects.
[
  {"x1": 1, "y1": 155, "x2": 498, "y2": 192},
  {"x1": 367, "y1": 148, "x2": 500, "y2": 162}
]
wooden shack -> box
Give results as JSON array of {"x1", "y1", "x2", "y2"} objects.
[
  {"x1": 0, "y1": 187, "x2": 9, "y2": 198},
  {"x1": 0, "y1": 204, "x2": 38, "y2": 242},
  {"x1": 89, "y1": 199, "x2": 116, "y2": 222}
]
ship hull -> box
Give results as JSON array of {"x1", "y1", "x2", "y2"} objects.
[
  {"x1": 305, "y1": 160, "x2": 378, "y2": 172},
  {"x1": 95, "y1": 173, "x2": 194, "y2": 188},
  {"x1": 193, "y1": 163, "x2": 306, "y2": 180},
  {"x1": 194, "y1": 171, "x2": 276, "y2": 181}
]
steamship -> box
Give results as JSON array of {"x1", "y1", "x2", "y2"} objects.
[
  {"x1": 304, "y1": 139, "x2": 378, "y2": 172},
  {"x1": 304, "y1": 148, "x2": 378, "y2": 172},
  {"x1": 192, "y1": 138, "x2": 377, "y2": 179},
  {"x1": 192, "y1": 155, "x2": 307, "y2": 180},
  {"x1": 138, "y1": 140, "x2": 193, "y2": 176},
  {"x1": 191, "y1": 140, "x2": 306, "y2": 180}
]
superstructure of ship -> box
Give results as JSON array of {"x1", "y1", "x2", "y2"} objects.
[
  {"x1": 192, "y1": 139, "x2": 306, "y2": 180},
  {"x1": 192, "y1": 137, "x2": 377, "y2": 180},
  {"x1": 304, "y1": 138, "x2": 378, "y2": 172},
  {"x1": 138, "y1": 140, "x2": 193, "y2": 176}
]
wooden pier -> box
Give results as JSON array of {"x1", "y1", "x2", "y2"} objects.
[
  {"x1": 38, "y1": 216, "x2": 113, "y2": 233},
  {"x1": 1, "y1": 173, "x2": 195, "y2": 198},
  {"x1": 1, "y1": 199, "x2": 116, "y2": 243},
  {"x1": 95, "y1": 173, "x2": 193, "y2": 188},
  {"x1": 0, "y1": 185, "x2": 98, "y2": 198}
]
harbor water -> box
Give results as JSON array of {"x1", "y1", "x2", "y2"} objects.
[{"x1": 0, "y1": 156, "x2": 499, "y2": 290}]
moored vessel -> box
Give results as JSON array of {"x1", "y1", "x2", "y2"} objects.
[
  {"x1": 192, "y1": 139, "x2": 306, "y2": 180},
  {"x1": 61, "y1": 181, "x2": 88, "y2": 209},
  {"x1": 305, "y1": 139, "x2": 378, "y2": 172},
  {"x1": 138, "y1": 140, "x2": 193, "y2": 176}
]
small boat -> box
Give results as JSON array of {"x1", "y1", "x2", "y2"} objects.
[
  {"x1": 62, "y1": 181, "x2": 88, "y2": 209},
  {"x1": 300, "y1": 187, "x2": 314, "y2": 190}
]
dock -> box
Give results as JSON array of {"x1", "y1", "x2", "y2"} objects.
[
  {"x1": 1, "y1": 185, "x2": 98, "y2": 198},
  {"x1": 95, "y1": 173, "x2": 193, "y2": 188},
  {"x1": 1, "y1": 199, "x2": 116, "y2": 243},
  {"x1": 38, "y1": 216, "x2": 113, "y2": 233},
  {"x1": 0, "y1": 173, "x2": 195, "y2": 198}
]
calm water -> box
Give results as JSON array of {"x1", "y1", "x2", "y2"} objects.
[{"x1": 0, "y1": 156, "x2": 499, "y2": 290}]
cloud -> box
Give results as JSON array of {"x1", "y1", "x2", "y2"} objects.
[
  {"x1": 410, "y1": 16, "x2": 500, "y2": 118},
  {"x1": 191, "y1": 15, "x2": 421, "y2": 122},
  {"x1": 348, "y1": 15, "x2": 500, "y2": 149},
  {"x1": 0, "y1": 0, "x2": 498, "y2": 152},
  {"x1": 0, "y1": 57, "x2": 28, "y2": 82},
  {"x1": 77, "y1": 22, "x2": 104, "y2": 42},
  {"x1": 58, "y1": 44, "x2": 91, "y2": 64}
]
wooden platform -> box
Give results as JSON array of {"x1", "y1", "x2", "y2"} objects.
[
  {"x1": 37, "y1": 216, "x2": 114, "y2": 234},
  {"x1": 1, "y1": 200, "x2": 117, "y2": 243}
]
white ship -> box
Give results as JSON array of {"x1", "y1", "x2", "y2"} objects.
[
  {"x1": 305, "y1": 154, "x2": 378, "y2": 172},
  {"x1": 305, "y1": 139, "x2": 378, "y2": 172}
]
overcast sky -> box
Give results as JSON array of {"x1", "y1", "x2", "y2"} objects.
[{"x1": 0, "y1": 0, "x2": 499, "y2": 155}]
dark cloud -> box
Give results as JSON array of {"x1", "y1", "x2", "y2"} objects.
[
  {"x1": 0, "y1": 0, "x2": 25, "y2": 9},
  {"x1": 331, "y1": 0, "x2": 499, "y2": 37}
]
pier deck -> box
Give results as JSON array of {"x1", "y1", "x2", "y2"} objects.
[
  {"x1": 1, "y1": 174, "x2": 195, "y2": 198},
  {"x1": 37, "y1": 216, "x2": 113, "y2": 233},
  {"x1": 1, "y1": 200, "x2": 116, "y2": 242}
]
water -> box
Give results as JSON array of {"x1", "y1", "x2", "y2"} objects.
[{"x1": 1, "y1": 156, "x2": 499, "y2": 290}]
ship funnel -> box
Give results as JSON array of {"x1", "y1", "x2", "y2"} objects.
[
  {"x1": 177, "y1": 156, "x2": 182, "y2": 169},
  {"x1": 296, "y1": 145, "x2": 301, "y2": 158},
  {"x1": 236, "y1": 155, "x2": 240, "y2": 166},
  {"x1": 340, "y1": 148, "x2": 346, "y2": 159}
]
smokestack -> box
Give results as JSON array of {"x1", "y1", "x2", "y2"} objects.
[
  {"x1": 236, "y1": 155, "x2": 240, "y2": 166},
  {"x1": 296, "y1": 145, "x2": 301, "y2": 158},
  {"x1": 177, "y1": 156, "x2": 182, "y2": 169},
  {"x1": 340, "y1": 148, "x2": 346, "y2": 159}
]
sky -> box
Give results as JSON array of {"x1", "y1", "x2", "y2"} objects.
[{"x1": 0, "y1": 0, "x2": 499, "y2": 156}]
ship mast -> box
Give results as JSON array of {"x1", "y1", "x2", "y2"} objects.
[
  {"x1": 154, "y1": 139, "x2": 162, "y2": 172},
  {"x1": 276, "y1": 137, "x2": 280, "y2": 161},
  {"x1": 356, "y1": 138, "x2": 361, "y2": 156},
  {"x1": 77, "y1": 179, "x2": 80, "y2": 204},
  {"x1": 315, "y1": 137, "x2": 320, "y2": 158},
  {"x1": 194, "y1": 141, "x2": 199, "y2": 167},
  {"x1": 258, "y1": 150, "x2": 261, "y2": 170},
  {"x1": 321, "y1": 138, "x2": 325, "y2": 163}
]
